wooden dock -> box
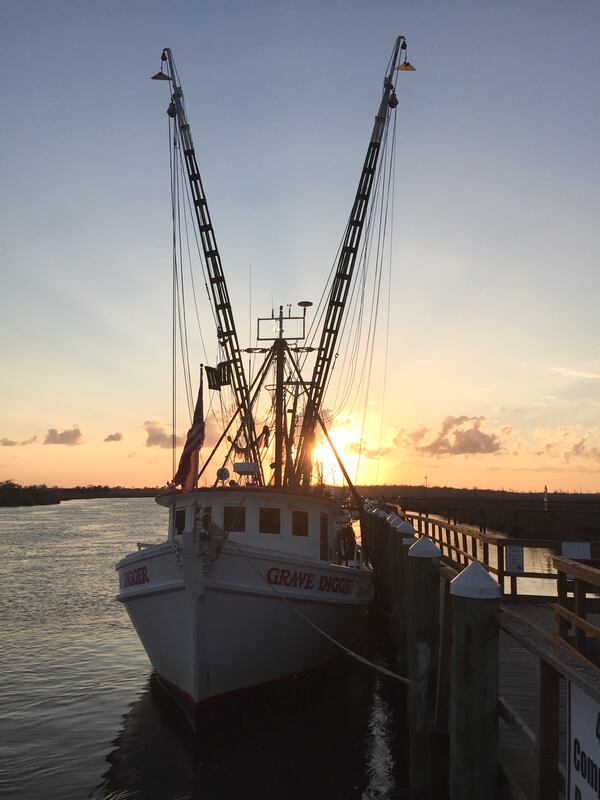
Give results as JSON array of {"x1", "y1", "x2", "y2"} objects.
[{"x1": 363, "y1": 505, "x2": 600, "y2": 800}]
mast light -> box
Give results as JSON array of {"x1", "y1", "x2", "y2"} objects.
[{"x1": 395, "y1": 37, "x2": 416, "y2": 71}]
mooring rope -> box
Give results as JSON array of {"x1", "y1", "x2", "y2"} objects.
[{"x1": 227, "y1": 540, "x2": 419, "y2": 688}]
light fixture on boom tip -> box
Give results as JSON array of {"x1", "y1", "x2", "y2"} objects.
[
  {"x1": 151, "y1": 70, "x2": 172, "y2": 81},
  {"x1": 395, "y1": 36, "x2": 416, "y2": 71}
]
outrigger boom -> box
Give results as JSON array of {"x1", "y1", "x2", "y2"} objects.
[{"x1": 154, "y1": 37, "x2": 413, "y2": 491}]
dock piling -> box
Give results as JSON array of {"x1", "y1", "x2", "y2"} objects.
[
  {"x1": 448, "y1": 562, "x2": 501, "y2": 800},
  {"x1": 407, "y1": 536, "x2": 441, "y2": 799}
]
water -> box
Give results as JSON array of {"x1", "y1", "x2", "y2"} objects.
[{"x1": 0, "y1": 499, "x2": 406, "y2": 799}]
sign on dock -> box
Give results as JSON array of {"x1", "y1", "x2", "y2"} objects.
[
  {"x1": 505, "y1": 544, "x2": 524, "y2": 574},
  {"x1": 568, "y1": 682, "x2": 600, "y2": 799}
]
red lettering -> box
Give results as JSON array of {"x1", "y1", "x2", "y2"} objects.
[
  {"x1": 266, "y1": 567, "x2": 317, "y2": 591},
  {"x1": 267, "y1": 567, "x2": 281, "y2": 585},
  {"x1": 314, "y1": 574, "x2": 355, "y2": 594},
  {"x1": 297, "y1": 572, "x2": 311, "y2": 589},
  {"x1": 280, "y1": 569, "x2": 291, "y2": 587},
  {"x1": 121, "y1": 566, "x2": 150, "y2": 589}
]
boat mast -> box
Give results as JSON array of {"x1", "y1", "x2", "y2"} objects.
[
  {"x1": 273, "y1": 306, "x2": 286, "y2": 487},
  {"x1": 157, "y1": 49, "x2": 263, "y2": 484},
  {"x1": 293, "y1": 36, "x2": 407, "y2": 487}
]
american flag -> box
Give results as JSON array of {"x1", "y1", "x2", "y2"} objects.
[{"x1": 173, "y1": 372, "x2": 205, "y2": 492}]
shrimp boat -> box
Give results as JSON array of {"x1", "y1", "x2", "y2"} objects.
[{"x1": 116, "y1": 38, "x2": 414, "y2": 726}]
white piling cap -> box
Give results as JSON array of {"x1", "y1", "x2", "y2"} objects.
[
  {"x1": 376, "y1": 509, "x2": 388, "y2": 518},
  {"x1": 450, "y1": 561, "x2": 501, "y2": 599},
  {"x1": 394, "y1": 518, "x2": 415, "y2": 535},
  {"x1": 386, "y1": 512, "x2": 399, "y2": 524},
  {"x1": 402, "y1": 535, "x2": 417, "y2": 546},
  {"x1": 408, "y1": 536, "x2": 441, "y2": 558}
]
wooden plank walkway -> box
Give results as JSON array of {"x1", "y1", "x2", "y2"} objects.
[
  {"x1": 497, "y1": 602, "x2": 600, "y2": 799},
  {"x1": 367, "y1": 507, "x2": 600, "y2": 798}
]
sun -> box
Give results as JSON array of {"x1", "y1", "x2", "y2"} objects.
[{"x1": 313, "y1": 425, "x2": 364, "y2": 485}]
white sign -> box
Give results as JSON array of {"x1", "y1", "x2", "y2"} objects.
[
  {"x1": 505, "y1": 544, "x2": 524, "y2": 573},
  {"x1": 568, "y1": 682, "x2": 600, "y2": 799}
]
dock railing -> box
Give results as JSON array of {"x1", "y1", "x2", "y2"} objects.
[
  {"x1": 554, "y1": 555, "x2": 600, "y2": 657},
  {"x1": 398, "y1": 509, "x2": 560, "y2": 598},
  {"x1": 365, "y1": 504, "x2": 600, "y2": 799}
]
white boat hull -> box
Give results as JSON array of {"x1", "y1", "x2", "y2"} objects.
[{"x1": 117, "y1": 538, "x2": 372, "y2": 722}]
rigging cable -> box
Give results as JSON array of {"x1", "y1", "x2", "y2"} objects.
[
  {"x1": 328, "y1": 112, "x2": 394, "y2": 419},
  {"x1": 355, "y1": 107, "x2": 396, "y2": 480},
  {"x1": 227, "y1": 538, "x2": 419, "y2": 688},
  {"x1": 169, "y1": 115, "x2": 177, "y2": 477},
  {"x1": 174, "y1": 142, "x2": 236, "y2": 439},
  {"x1": 375, "y1": 110, "x2": 397, "y2": 484},
  {"x1": 174, "y1": 140, "x2": 195, "y2": 418}
]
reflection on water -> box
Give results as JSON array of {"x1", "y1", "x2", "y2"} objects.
[
  {"x1": 0, "y1": 499, "x2": 407, "y2": 800},
  {"x1": 475, "y1": 539, "x2": 559, "y2": 595},
  {"x1": 94, "y1": 637, "x2": 406, "y2": 800}
]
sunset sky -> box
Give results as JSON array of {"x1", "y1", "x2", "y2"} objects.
[{"x1": 2, "y1": 1, "x2": 600, "y2": 492}]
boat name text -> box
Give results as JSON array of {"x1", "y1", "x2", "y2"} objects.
[
  {"x1": 266, "y1": 567, "x2": 354, "y2": 594},
  {"x1": 120, "y1": 566, "x2": 150, "y2": 589}
]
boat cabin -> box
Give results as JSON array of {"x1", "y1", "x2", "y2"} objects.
[{"x1": 156, "y1": 487, "x2": 355, "y2": 566}]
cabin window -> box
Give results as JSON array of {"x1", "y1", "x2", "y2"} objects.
[
  {"x1": 320, "y1": 513, "x2": 329, "y2": 560},
  {"x1": 259, "y1": 507, "x2": 280, "y2": 534},
  {"x1": 224, "y1": 506, "x2": 246, "y2": 532},
  {"x1": 292, "y1": 510, "x2": 309, "y2": 537},
  {"x1": 175, "y1": 509, "x2": 186, "y2": 535}
]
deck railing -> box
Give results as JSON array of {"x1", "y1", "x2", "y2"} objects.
[
  {"x1": 554, "y1": 555, "x2": 600, "y2": 658},
  {"x1": 366, "y1": 507, "x2": 600, "y2": 798},
  {"x1": 396, "y1": 508, "x2": 561, "y2": 598}
]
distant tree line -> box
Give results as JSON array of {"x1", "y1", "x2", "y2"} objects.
[
  {"x1": 0, "y1": 481, "x2": 161, "y2": 507},
  {"x1": 358, "y1": 484, "x2": 600, "y2": 511},
  {"x1": 357, "y1": 484, "x2": 600, "y2": 539}
]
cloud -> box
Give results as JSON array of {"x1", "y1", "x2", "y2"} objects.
[
  {"x1": 363, "y1": 446, "x2": 391, "y2": 459},
  {"x1": 551, "y1": 367, "x2": 600, "y2": 380},
  {"x1": 565, "y1": 435, "x2": 600, "y2": 463},
  {"x1": 143, "y1": 420, "x2": 184, "y2": 449},
  {"x1": 104, "y1": 432, "x2": 123, "y2": 443},
  {"x1": 1, "y1": 435, "x2": 38, "y2": 446},
  {"x1": 348, "y1": 440, "x2": 391, "y2": 459},
  {"x1": 408, "y1": 426, "x2": 428, "y2": 444},
  {"x1": 519, "y1": 424, "x2": 600, "y2": 464},
  {"x1": 44, "y1": 427, "x2": 82, "y2": 446},
  {"x1": 418, "y1": 416, "x2": 501, "y2": 457}
]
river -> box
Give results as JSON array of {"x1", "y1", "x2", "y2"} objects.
[{"x1": 0, "y1": 498, "x2": 407, "y2": 799}]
